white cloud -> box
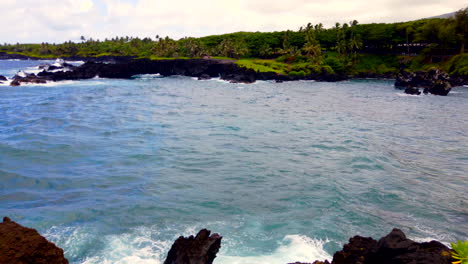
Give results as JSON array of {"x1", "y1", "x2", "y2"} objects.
[{"x1": 0, "y1": 0, "x2": 465, "y2": 43}]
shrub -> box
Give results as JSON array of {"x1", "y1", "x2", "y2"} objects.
[
  {"x1": 451, "y1": 240, "x2": 468, "y2": 264},
  {"x1": 288, "y1": 70, "x2": 307, "y2": 77},
  {"x1": 323, "y1": 56, "x2": 345, "y2": 74},
  {"x1": 321, "y1": 65, "x2": 335, "y2": 74}
]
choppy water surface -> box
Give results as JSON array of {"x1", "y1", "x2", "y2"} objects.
[{"x1": 1, "y1": 60, "x2": 467, "y2": 264}]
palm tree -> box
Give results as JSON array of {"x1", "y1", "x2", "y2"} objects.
[
  {"x1": 348, "y1": 35, "x2": 363, "y2": 61},
  {"x1": 452, "y1": 7, "x2": 467, "y2": 54},
  {"x1": 314, "y1": 23, "x2": 324, "y2": 32},
  {"x1": 259, "y1": 43, "x2": 273, "y2": 57},
  {"x1": 405, "y1": 26, "x2": 414, "y2": 55}
]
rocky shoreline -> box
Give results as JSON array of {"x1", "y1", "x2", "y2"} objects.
[
  {"x1": 0, "y1": 217, "x2": 456, "y2": 264},
  {"x1": 1, "y1": 55, "x2": 466, "y2": 96},
  {"x1": 1, "y1": 57, "x2": 347, "y2": 85}
]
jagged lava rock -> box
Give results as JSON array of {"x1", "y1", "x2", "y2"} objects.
[
  {"x1": 198, "y1": 74, "x2": 211, "y2": 80},
  {"x1": 395, "y1": 69, "x2": 452, "y2": 96},
  {"x1": 404, "y1": 87, "x2": 421, "y2": 95},
  {"x1": 11, "y1": 73, "x2": 47, "y2": 86},
  {"x1": 0, "y1": 216, "x2": 69, "y2": 264},
  {"x1": 330, "y1": 228, "x2": 452, "y2": 264},
  {"x1": 164, "y1": 229, "x2": 222, "y2": 264},
  {"x1": 0, "y1": 75, "x2": 7, "y2": 81}
]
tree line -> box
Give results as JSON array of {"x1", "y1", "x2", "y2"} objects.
[{"x1": 0, "y1": 8, "x2": 466, "y2": 77}]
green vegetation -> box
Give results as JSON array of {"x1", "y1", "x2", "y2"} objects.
[
  {"x1": 1, "y1": 8, "x2": 466, "y2": 77},
  {"x1": 236, "y1": 59, "x2": 288, "y2": 74},
  {"x1": 451, "y1": 240, "x2": 468, "y2": 264}
]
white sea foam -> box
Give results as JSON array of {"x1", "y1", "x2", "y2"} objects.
[
  {"x1": 217, "y1": 235, "x2": 331, "y2": 264},
  {"x1": 396, "y1": 92, "x2": 422, "y2": 97},
  {"x1": 6, "y1": 80, "x2": 78, "y2": 87},
  {"x1": 23, "y1": 66, "x2": 43, "y2": 75},
  {"x1": 43, "y1": 222, "x2": 331, "y2": 264},
  {"x1": 17, "y1": 70, "x2": 27, "y2": 77},
  {"x1": 52, "y1": 58, "x2": 65, "y2": 67},
  {"x1": 0, "y1": 79, "x2": 11, "y2": 86},
  {"x1": 81, "y1": 230, "x2": 170, "y2": 264},
  {"x1": 133, "y1": 73, "x2": 163, "y2": 79},
  {"x1": 66, "y1": 60, "x2": 85, "y2": 64}
]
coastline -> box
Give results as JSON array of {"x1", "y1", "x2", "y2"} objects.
[
  {"x1": 1, "y1": 54, "x2": 466, "y2": 96},
  {"x1": 0, "y1": 217, "x2": 456, "y2": 264}
]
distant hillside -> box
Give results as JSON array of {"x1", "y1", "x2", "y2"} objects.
[{"x1": 428, "y1": 11, "x2": 456, "y2": 19}]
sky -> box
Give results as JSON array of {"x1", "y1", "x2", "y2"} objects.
[{"x1": 0, "y1": 0, "x2": 465, "y2": 43}]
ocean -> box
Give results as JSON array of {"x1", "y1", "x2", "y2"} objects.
[{"x1": 1, "y1": 59, "x2": 467, "y2": 264}]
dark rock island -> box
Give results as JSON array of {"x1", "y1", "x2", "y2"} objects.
[{"x1": 395, "y1": 68, "x2": 456, "y2": 96}]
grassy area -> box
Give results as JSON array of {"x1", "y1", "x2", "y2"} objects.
[{"x1": 235, "y1": 59, "x2": 289, "y2": 74}]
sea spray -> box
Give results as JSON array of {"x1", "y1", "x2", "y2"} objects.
[{"x1": 217, "y1": 235, "x2": 331, "y2": 264}]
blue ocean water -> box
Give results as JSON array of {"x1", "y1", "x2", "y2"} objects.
[{"x1": 0, "y1": 60, "x2": 467, "y2": 264}]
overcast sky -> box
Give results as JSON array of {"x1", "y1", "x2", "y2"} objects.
[{"x1": 1, "y1": 0, "x2": 465, "y2": 43}]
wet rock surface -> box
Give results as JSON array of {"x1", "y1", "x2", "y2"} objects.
[
  {"x1": 10, "y1": 72, "x2": 47, "y2": 86},
  {"x1": 327, "y1": 228, "x2": 452, "y2": 264},
  {"x1": 0, "y1": 217, "x2": 69, "y2": 264},
  {"x1": 164, "y1": 229, "x2": 222, "y2": 264},
  {"x1": 395, "y1": 69, "x2": 454, "y2": 96}
]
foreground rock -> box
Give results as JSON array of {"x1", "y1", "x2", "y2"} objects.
[
  {"x1": 0, "y1": 75, "x2": 7, "y2": 81},
  {"x1": 0, "y1": 220, "x2": 455, "y2": 264},
  {"x1": 395, "y1": 69, "x2": 452, "y2": 96},
  {"x1": 164, "y1": 229, "x2": 222, "y2": 264},
  {"x1": 320, "y1": 228, "x2": 452, "y2": 264},
  {"x1": 0, "y1": 217, "x2": 69, "y2": 264}
]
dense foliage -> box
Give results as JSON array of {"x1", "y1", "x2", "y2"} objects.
[
  {"x1": 1, "y1": 8, "x2": 466, "y2": 76},
  {"x1": 451, "y1": 240, "x2": 468, "y2": 264}
]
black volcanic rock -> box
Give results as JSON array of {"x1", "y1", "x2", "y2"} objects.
[
  {"x1": 404, "y1": 87, "x2": 421, "y2": 95},
  {"x1": 10, "y1": 79, "x2": 21, "y2": 86},
  {"x1": 198, "y1": 74, "x2": 211, "y2": 80},
  {"x1": 327, "y1": 228, "x2": 452, "y2": 264},
  {"x1": 11, "y1": 73, "x2": 47, "y2": 86},
  {"x1": 0, "y1": 217, "x2": 69, "y2": 264},
  {"x1": 395, "y1": 69, "x2": 452, "y2": 95},
  {"x1": 164, "y1": 229, "x2": 222, "y2": 264},
  {"x1": 0, "y1": 75, "x2": 7, "y2": 81},
  {"x1": 31, "y1": 59, "x2": 348, "y2": 84}
]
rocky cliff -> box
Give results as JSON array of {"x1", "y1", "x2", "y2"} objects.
[{"x1": 0, "y1": 217, "x2": 69, "y2": 264}]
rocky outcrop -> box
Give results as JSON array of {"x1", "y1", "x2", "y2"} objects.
[
  {"x1": 27, "y1": 58, "x2": 348, "y2": 84},
  {"x1": 198, "y1": 74, "x2": 211, "y2": 80},
  {"x1": 0, "y1": 217, "x2": 69, "y2": 264},
  {"x1": 164, "y1": 229, "x2": 222, "y2": 264},
  {"x1": 10, "y1": 72, "x2": 47, "y2": 86},
  {"x1": 313, "y1": 228, "x2": 453, "y2": 264},
  {"x1": 0, "y1": 75, "x2": 7, "y2": 81},
  {"x1": 395, "y1": 69, "x2": 452, "y2": 96},
  {"x1": 404, "y1": 87, "x2": 421, "y2": 95}
]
